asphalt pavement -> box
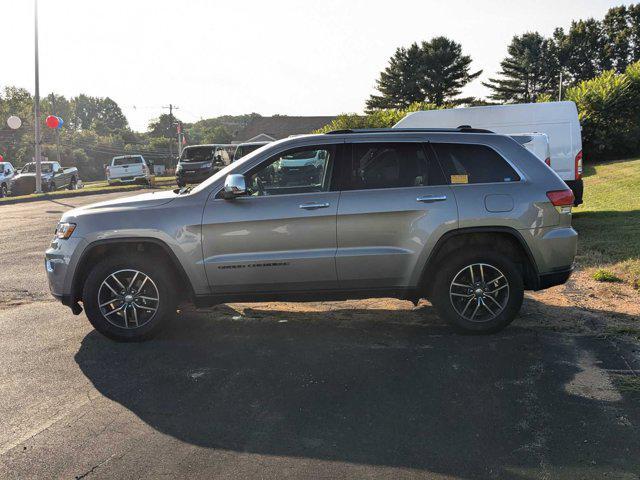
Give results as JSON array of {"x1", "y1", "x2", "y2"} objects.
[{"x1": 0, "y1": 192, "x2": 639, "y2": 479}]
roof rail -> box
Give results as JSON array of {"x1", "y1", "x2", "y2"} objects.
[{"x1": 325, "y1": 127, "x2": 494, "y2": 135}]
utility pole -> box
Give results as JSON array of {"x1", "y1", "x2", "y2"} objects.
[
  {"x1": 162, "y1": 104, "x2": 179, "y2": 160},
  {"x1": 558, "y1": 71, "x2": 563, "y2": 101},
  {"x1": 33, "y1": 0, "x2": 42, "y2": 193}
]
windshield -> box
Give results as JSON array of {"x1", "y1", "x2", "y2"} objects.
[
  {"x1": 23, "y1": 163, "x2": 53, "y2": 173},
  {"x1": 180, "y1": 147, "x2": 215, "y2": 163},
  {"x1": 190, "y1": 142, "x2": 274, "y2": 194},
  {"x1": 113, "y1": 157, "x2": 143, "y2": 166}
]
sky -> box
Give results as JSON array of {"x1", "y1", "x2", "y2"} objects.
[{"x1": 2, "y1": 0, "x2": 634, "y2": 131}]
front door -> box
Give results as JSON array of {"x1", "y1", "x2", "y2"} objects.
[
  {"x1": 335, "y1": 141, "x2": 458, "y2": 290},
  {"x1": 202, "y1": 144, "x2": 341, "y2": 294}
]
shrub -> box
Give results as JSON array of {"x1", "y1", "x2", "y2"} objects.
[
  {"x1": 565, "y1": 61, "x2": 640, "y2": 160},
  {"x1": 592, "y1": 269, "x2": 623, "y2": 282}
]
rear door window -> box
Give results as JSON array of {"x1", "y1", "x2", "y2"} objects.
[
  {"x1": 431, "y1": 143, "x2": 520, "y2": 184},
  {"x1": 340, "y1": 142, "x2": 445, "y2": 191}
]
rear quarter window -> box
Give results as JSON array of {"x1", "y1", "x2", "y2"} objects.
[{"x1": 432, "y1": 143, "x2": 520, "y2": 184}]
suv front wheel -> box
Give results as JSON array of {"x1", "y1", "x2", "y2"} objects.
[
  {"x1": 82, "y1": 254, "x2": 177, "y2": 341},
  {"x1": 431, "y1": 250, "x2": 524, "y2": 334}
]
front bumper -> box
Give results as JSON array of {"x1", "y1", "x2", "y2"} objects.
[
  {"x1": 45, "y1": 236, "x2": 87, "y2": 301},
  {"x1": 176, "y1": 168, "x2": 219, "y2": 185}
]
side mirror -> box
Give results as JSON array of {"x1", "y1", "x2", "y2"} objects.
[{"x1": 223, "y1": 174, "x2": 246, "y2": 199}]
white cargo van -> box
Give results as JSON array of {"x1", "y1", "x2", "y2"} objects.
[{"x1": 394, "y1": 101, "x2": 583, "y2": 205}]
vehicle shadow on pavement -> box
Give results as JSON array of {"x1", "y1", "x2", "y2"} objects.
[{"x1": 75, "y1": 300, "x2": 640, "y2": 479}]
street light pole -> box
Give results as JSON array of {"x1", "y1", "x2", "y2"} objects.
[{"x1": 34, "y1": 0, "x2": 42, "y2": 193}]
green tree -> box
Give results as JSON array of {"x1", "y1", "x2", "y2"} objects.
[
  {"x1": 483, "y1": 32, "x2": 558, "y2": 103},
  {"x1": 92, "y1": 97, "x2": 129, "y2": 136},
  {"x1": 147, "y1": 113, "x2": 180, "y2": 139},
  {"x1": 558, "y1": 19, "x2": 610, "y2": 83},
  {"x1": 366, "y1": 37, "x2": 481, "y2": 110},
  {"x1": 602, "y1": 5, "x2": 632, "y2": 72}
]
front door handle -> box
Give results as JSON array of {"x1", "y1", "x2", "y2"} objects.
[
  {"x1": 299, "y1": 202, "x2": 330, "y2": 210},
  {"x1": 417, "y1": 194, "x2": 447, "y2": 203}
]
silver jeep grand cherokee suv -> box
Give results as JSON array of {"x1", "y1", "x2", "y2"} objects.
[{"x1": 45, "y1": 128, "x2": 577, "y2": 341}]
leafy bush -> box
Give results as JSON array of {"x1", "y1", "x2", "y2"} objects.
[
  {"x1": 592, "y1": 269, "x2": 623, "y2": 282},
  {"x1": 565, "y1": 61, "x2": 640, "y2": 160}
]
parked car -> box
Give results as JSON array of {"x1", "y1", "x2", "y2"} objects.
[
  {"x1": 176, "y1": 145, "x2": 230, "y2": 187},
  {"x1": 233, "y1": 141, "x2": 271, "y2": 162},
  {"x1": 10, "y1": 161, "x2": 79, "y2": 196},
  {"x1": 510, "y1": 133, "x2": 551, "y2": 166},
  {"x1": 0, "y1": 161, "x2": 17, "y2": 197},
  {"x1": 106, "y1": 155, "x2": 152, "y2": 185},
  {"x1": 46, "y1": 128, "x2": 577, "y2": 341},
  {"x1": 394, "y1": 101, "x2": 584, "y2": 205}
]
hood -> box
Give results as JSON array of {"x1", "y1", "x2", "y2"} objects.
[
  {"x1": 83, "y1": 190, "x2": 178, "y2": 210},
  {"x1": 64, "y1": 190, "x2": 179, "y2": 220}
]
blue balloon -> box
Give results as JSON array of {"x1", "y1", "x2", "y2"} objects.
[{"x1": 56, "y1": 117, "x2": 64, "y2": 129}]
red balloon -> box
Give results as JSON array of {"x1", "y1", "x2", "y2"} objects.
[
  {"x1": 45, "y1": 115, "x2": 60, "y2": 129},
  {"x1": 0, "y1": 154, "x2": 3, "y2": 162}
]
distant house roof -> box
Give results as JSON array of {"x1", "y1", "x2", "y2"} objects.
[{"x1": 234, "y1": 116, "x2": 336, "y2": 142}]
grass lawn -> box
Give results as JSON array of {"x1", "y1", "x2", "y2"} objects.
[{"x1": 573, "y1": 158, "x2": 640, "y2": 289}]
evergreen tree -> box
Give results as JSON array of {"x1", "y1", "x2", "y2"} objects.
[
  {"x1": 483, "y1": 32, "x2": 558, "y2": 103},
  {"x1": 366, "y1": 37, "x2": 481, "y2": 110}
]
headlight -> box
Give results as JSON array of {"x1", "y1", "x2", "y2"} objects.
[{"x1": 55, "y1": 222, "x2": 76, "y2": 239}]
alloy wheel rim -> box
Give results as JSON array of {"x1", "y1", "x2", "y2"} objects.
[
  {"x1": 98, "y1": 269, "x2": 159, "y2": 329},
  {"x1": 449, "y1": 263, "x2": 509, "y2": 323}
]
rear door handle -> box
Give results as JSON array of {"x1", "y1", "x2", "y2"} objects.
[
  {"x1": 299, "y1": 202, "x2": 330, "y2": 210},
  {"x1": 417, "y1": 194, "x2": 447, "y2": 203}
]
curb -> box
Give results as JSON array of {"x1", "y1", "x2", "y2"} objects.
[{"x1": 0, "y1": 183, "x2": 175, "y2": 206}]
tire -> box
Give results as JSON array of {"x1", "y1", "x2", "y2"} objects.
[
  {"x1": 0, "y1": 183, "x2": 7, "y2": 198},
  {"x1": 430, "y1": 249, "x2": 524, "y2": 334},
  {"x1": 68, "y1": 177, "x2": 77, "y2": 190},
  {"x1": 82, "y1": 254, "x2": 177, "y2": 341},
  {"x1": 47, "y1": 181, "x2": 56, "y2": 192}
]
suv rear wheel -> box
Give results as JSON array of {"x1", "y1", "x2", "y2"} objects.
[
  {"x1": 431, "y1": 250, "x2": 524, "y2": 334},
  {"x1": 82, "y1": 254, "x2": 177, "y2": 341}
]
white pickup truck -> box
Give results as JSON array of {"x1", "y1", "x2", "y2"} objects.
[{"x1": 106, "y1": 155, "x2": 152, "y2": 185}]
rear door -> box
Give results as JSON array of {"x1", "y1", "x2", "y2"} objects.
[
  {"x1": 202, "y1": 143, "x2": 343, "y2": 294},
  {"x1": 335, "y1": 140, "x2": 458, "y2": 290}
]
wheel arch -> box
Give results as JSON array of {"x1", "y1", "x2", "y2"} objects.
[
  {"x1": 419, "y1": 227, "x2": 540, "y2": 297},
  {"x1": 71, "y1": 237, "x2": 194, "y2": 304}
]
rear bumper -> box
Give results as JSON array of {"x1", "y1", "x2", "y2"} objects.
[
  {"x1": 565, "y1": 179, "x2": 583, "y2": 206},
  {"x1": 108, "y1": 177, "x2": 148, "y2": 184},
  {"x1": 536, "y1": 266, "x2": 573, "y2": 290}
]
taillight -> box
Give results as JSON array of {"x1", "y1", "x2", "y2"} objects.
[
  {"x1": 575, "y1": 150, "x2": 583, "y2": 179},
  {"x1": 544, "y1": 157, "x2": 551, "y2": 167},
  {"x1": 547, "y1": 189, "x2": 574, "y2": 213}
]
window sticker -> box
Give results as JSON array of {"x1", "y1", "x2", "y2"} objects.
[{"x1": 450, "y1": 174, "x2": 469, "y2": 184}]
